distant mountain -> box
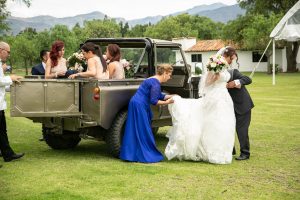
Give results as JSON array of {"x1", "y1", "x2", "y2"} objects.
[
  {"x1": 5, "y1": 3, "x2": 245, "y2": 35},
  {"x1": 129, "y1": 3, "x2": 245, "y2": 26},
  {"x1": 128, "y1": 3, "x2": 227, "y2": 27},
  {"x1": 172, "y1": 3, "x2": 227, "y2": 16},
  {"x1": 196, "y1": 4, "x2": 246, "y2": 23},
  {"x1": 6, "y1": 11, "x2": 109, "y2": 35}
]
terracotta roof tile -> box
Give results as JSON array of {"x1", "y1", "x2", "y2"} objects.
[{"x1": 186, "y1": 39, "x2": 241, "y2": 52}]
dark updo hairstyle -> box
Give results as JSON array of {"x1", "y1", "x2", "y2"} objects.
[
  {"x1": 223, "y1": 46, "x2": 240, "y2": 68},
  {"x1": 156, "y1": 64, "x2": 173, "y2": 75},
  {"x1": 40, "y1": 49, "x2": 49, "y2": 60},
  {"x1": 81, "y1": 42, "x2": 107, "y2": 72},
  {"x1": 50, "y1": 40, "x2": 64, "y2": 67},
  {"x1": 107, "y1": 44, "x2": 121, "y2": 62}
]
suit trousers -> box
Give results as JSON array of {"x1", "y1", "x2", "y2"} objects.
[
  {"x1": 235, "y1": 110, "x2": 251, "y2": 157},
  {"x1": 0, "y1": 110, "x2": 14, "y2": 158}
]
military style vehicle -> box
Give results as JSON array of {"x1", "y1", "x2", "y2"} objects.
[{"x1": 10, "y1": 38, "x2": 200, "y2": 157}]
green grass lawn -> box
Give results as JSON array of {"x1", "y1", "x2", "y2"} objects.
[{"x1": 0, "y1": 73, "x2": 299, "y2": 200}]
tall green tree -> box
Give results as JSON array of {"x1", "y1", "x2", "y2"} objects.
[
  {"x1": 0, "y1": 0, "x2": 31, "y2": 34},
  {"x1": 144, "y1": 14, "x2": 223, "y2": 40},
  {"x1": 238, "y1": 0, "x2": 299, "y2": 72},
  {"x1": 11, "y1": 32, "x2": 36, "y2": 74},
  {"x1": 83, "y1": 19, "x2": 121, "y2": 39},
  {"x1": 127, "y1": 24, "x2": 149, "y2": 37},
  {"x1": 49, "y1": 25, "x2": 78, "y2": 57},
  {"x1": 119, "y1": 21, "x2": 129, "y2": 37},
  {"x1": 144, "y1": 14, "x2": 198, "y2": 40},
  {"x1": 238, "y1": 0, "x2": 298, "y2": 15}
]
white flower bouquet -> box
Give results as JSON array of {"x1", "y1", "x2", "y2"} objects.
[
  {"x1": 67, "y1": 51, "x2": 86, "y2": 72},
  {"x1": 206, "y1": 55, "x2": 228, "y2": 73}
]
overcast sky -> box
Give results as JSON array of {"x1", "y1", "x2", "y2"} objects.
[{"x1": 8, "y1": 0, "x2": 237, "y2": 20}]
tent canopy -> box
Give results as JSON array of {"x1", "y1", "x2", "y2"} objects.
[{"x1": 270, "y1": 1, "x2": 300, "y2": 42}]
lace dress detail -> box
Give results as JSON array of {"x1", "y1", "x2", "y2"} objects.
[
  {"x1": 110, "y1": 61, "x2": 125, "y2": 79},
  {"x1": 165, "y1": 70, "x2": 236, "y2": 164},
  {"x1": 120, "y1": 78, "x2": 165, "y2": 163},
  {"x1": 50, "y1": 58, "x2": 67, "y2": 74}
]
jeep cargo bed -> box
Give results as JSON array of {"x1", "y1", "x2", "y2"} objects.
[{"x1": 10, "y1": 79, "x2": 82, "y2": 117}]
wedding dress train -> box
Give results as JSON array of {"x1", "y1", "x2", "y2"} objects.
[{"x1": 165, "y1": 70, "x2": 236, "y2": 164}]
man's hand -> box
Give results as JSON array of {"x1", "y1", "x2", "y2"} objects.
[
  {"x1": 10, "y1": 75, "x2": 23, "y2": 83},
  {"x1": 226, "y1": 81, "x2": 236, "y2": 88}
]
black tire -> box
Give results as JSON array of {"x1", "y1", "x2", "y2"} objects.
[
  {"x1": 42, "y1": 126, "x2": 81, "y2": 150},
  {"x1": 106, "y1": 110, "x2": 127, "y2": 157}
]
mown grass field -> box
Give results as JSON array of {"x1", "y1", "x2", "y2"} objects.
[{"x1": 0, "y1": 73, "x2": 299, "y2": 199}]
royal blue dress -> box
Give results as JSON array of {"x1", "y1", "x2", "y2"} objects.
[{"x1": 120, "y1": 78, "x2": 165, "y2": 163}]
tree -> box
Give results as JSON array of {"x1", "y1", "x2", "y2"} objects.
[
  {"x1": 72, "y1": 23, "x2": 86, "y2": 44},
  {"x1": 0, "y1": 0, "x2": 31, "y2": 34},
  {"x1": 144, "y1": 14, "x2": 198, "y2": 40},
  {"x1": 11, "y1": 33, "x2": 36, "y2": 74},
  {"x1": 238, "y1": 0, "x2": 299, "y2": 72},
  {"x1": 119, "y1": 21, "x2": 129, "y2": 37},
  {"x1": 238, "y1": 0, "x2": 298, "y2": 15},
  {"x1": 144, "y1": 14, "x2": 223, "y2": 40},
  {"x1": 83, "y1": 19, "x2": 121, "y2": 39},
  {"x1": 243, "y1": 14, "x2": 282, "y2": 73},
  {"x1": 127, "y1": 24, "x2": 149, "y2": 37},
  {"x1": 49, "y1": 25, "x2": 78, "y2": 57}
]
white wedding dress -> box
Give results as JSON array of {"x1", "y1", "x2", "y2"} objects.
[{"x1": 165, "y1": 70, "x2": 236, "y2": 164}]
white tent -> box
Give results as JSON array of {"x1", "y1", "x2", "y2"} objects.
[{"x1": 269, "y1": 1, "x2": 300, "y2": 84}]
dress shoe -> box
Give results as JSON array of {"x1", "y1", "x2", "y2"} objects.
[
  {"x1": 4, "y1": 153, "x2": 25, "y2": 162},
  {"x1": 235, "y1": 154, "x2": 249, "y2": 161}
]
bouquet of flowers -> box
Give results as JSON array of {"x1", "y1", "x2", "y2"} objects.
[
  {"x1": 67, "y1": 51, "x2": 86, "y2": 72},
  {"x1": 206, "y1": 54, "x2": 228, "y2": 73},
  {"x1": 120, "y1": 59, "x2": 134, "y2": 78}
]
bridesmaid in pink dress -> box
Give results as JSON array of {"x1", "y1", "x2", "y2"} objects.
[
  {"x1": 68, "y1": 42, "x2": 109, "y2": 80},
  {"x1": 45, "y1": 40, "x2": 67, "y2": 79},
  {"x1": 106, "y1": 44, "x2": 125, "y2": 79}
]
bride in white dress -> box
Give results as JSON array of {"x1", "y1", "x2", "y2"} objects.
[{"x1": 165, "y1": 50, "x2": 236, "y2": 164}]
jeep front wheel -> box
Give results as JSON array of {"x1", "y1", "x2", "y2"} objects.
[{"x1": 42, "y1": 126, "x2": 81, "y2": 149}]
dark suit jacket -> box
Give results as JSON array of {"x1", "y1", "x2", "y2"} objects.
[
  {"x1": 31, "y1": 63, "x2": 45, "y2": 75},
  {"x1": 228, "y1": 69, "x2": 254, "y2": 115}
]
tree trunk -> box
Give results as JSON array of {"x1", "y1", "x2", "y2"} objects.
[
  {"x1": 286, "y1": 42, "x2": 299, "y2": 72},
  {"x1": 266, "y1": 50, "x2": 272, "y2": 74},
  {"x1": 24, "y1": 60, "x2": 28, "y2": 75}
]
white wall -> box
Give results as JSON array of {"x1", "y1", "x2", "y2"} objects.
[
  {"x1": 185, "y1": 50, "x2": 268, "y2": 72},
  {"x1": 174, "y1": 37, "x2": 300, "y2": 72},
  {"x1": 172, "y1": 38, "x2": 196, "y2": 51},
  {"x1": 184, "y1": 49, "x2": 295, "y2": 72}
]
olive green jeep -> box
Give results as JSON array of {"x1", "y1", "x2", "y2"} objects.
[{"x1": 10, "y1": 38, "x2": 200, "y2": 157}]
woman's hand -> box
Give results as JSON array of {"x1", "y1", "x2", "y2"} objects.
[
  {"x1": 68, "y1": 73, "x2": 79, "y2": 79},
  {"x1": 57, "y1": 70, "x2": 66, "y2": 77},
  {"x1": 165, "y1": 98, "x2": 174, "y2": 104}
]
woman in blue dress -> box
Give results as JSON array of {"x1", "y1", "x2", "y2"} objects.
[{"x1": 120, "y1": 64, "x2": 174, "y2": 163}]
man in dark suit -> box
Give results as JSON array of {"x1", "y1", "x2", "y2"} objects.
[
  {"x1": 31, "y1": 50, "x2": 49, "y2": 75},
  {"x1": 31, "y1": 50, "x2": 49, "y2": 141},
  {"x1": 227, "y1": 69, "x2": 254, "y2": 160}
]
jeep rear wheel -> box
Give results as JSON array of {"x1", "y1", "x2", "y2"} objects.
[
  {"x1": 106, "y1": 110, "x2": 127, "y2": 157},
  {"x1": 42, "y1": 126, "x2": 81, "y2": 149}
]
